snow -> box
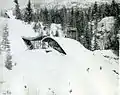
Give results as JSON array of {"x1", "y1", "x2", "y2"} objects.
[
  {"x1": 0, "y1": 55, "x2": 4, "y2": 81},
  {"x1": 93, "y1": 50, "x2": 119, "y2": 73},
  {"x1": 6, "y1": 10, "x2": 15, "y2": 19},
  {"x1": 89, "y1": 16, "x2": 116, "y2": 50},
  {"x1": 3, "y1": 48, "x2": 118, "y2": 95},
  {"x1": 42, "y1": 36, "x2": 91, "y2": 56},
  {"x1": 94, "y1": 50, "x2": 118, "y2": 59},
  {"x1": 8, "y1": 19, "x2": 38, "y2": 55},
  {"x1": 97, "y1": 16, "x2": 115, "y2": 32},
  {"x1": 32, "y1": 22, "x2": 64, "y2": 37},
  {"x1": 0, "y1": 10, "x2": 38, "y2": 55},
  {"x1": 0, "y1": 17, "x2": 119, "y2": 95},
  {"x1": 50, "y1": 23, "x2": 64, "y2": 37}
]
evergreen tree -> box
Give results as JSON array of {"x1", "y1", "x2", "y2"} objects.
[
  {"x1": 43, "y1": 8, "x2": 49, "y2": 24},
  {"x1": 92, "y1": 1, "x2": 98, "y2": 19},
  {"x1": 109, "y1": 0, "x2": 119, "y2": 54},
  {"x1": 99, "y1": 4, "x2": 106, "y2": 18},
  {"x1": 70, "y1": 7, "x2": 74, "y2": 27},
  {"x1": 1, "y1": 25, "x2": 10, "y2": 52},
  {"x1": 91, "y1": 2, "x2": 99, "y2": 50},
  {"x1": 40, "y1": 9, "x2": 44, "y2": 22},
  {"x1": 77, "y1": 10, "x2": 86, "y2": 46},
  {"x1": 110, "y1": 0, "x2": 119, "y2": 17},
  {"x1": 33, "y1": 9, "x2": 40, "y2": 22},
  {"x1": 14, "y1": 0, "x2": 22, "y2": 19},
  {"x1": 54, "y1": 10, "x2": 62, "y2": 24},
  {"x1": 109, "y1": 16, "x2": 119, "y2": 55},
  {"x1": 5, "y1": 51, "x2": 13, "y2": 70},
  {"x1": 75, "y1": 8, "x2": 81, "y2": 41},
  {"x1": 60, "y1": 6, "x2": 67, "y2": 29},
  {"x1": 84, "y1": 10, "x2": 92, "y2": 50},
  {"x1": 104, "y1": 3, "x2": 111, "y2": 17},
  {"x1": 24, "y1": 0, "x2": 33, "y2": 24},
  {"x1": 0, "y1": 24, "x2": 13, "y2": 70},
  {"x1": 49, "y1": 9, "x2": 55, "y2": 23}
]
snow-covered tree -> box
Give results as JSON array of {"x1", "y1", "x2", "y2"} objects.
[
  {"x1": 14, "y1": 0, "x2": 22, "y2": 19},
  {"x1": 0, "y1": 24, "x2": 13, "y2": 70},
  {"x1": 95, "y1": 16, "x2": 119, "y2": 51},
  {"x1": 60, "y1": 6, "x2": 67, "y2": 29},
  {"x1": 92, "y1": 1, "x2": 98, "y2": 19},
  {"x1": 5, "y1": 51, "x2": 12, "y2": 70},
  {"x1": 70, "y1": 7, "x2": 75, "y2": 27},
  {"x1": 110, "y1": 0, "x2": 119, "y2": 17},
  {"x1": 24, "y1": 0, "x2": 33, "y2": 24},
  {"x1": 33, "y1": 22, "x2": 41, "y2": 33},
  {"x1": 104, "y1": 3, "x2": 111, "y2": 17},
  {"x1": 43, "y1": 7, "x2": 49, "y2": 24},
  {"x1": 1, "y1": 25, "x2": 10, "y2": 52}
]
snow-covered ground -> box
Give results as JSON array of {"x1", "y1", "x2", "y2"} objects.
[{"x1": 0, "y1": 16, "x2": 119, "y2": 95}]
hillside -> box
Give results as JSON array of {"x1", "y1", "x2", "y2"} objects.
[
  {"x1": 33, "y1": 0, "x2": 120, "y2": 9},
  {"x1": 0, "y1": 15, "x2": 119, "y2": 95}
]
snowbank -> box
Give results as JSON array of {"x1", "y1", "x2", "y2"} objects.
[
  {"x1": 93, "y1": 50, "x2": 119, "y2": 77},
  {"x1": 3, "y1": 48, "x2": 118, "y2": 95},
  {"x1": 94, "y1": 50, "x2": 118, "y2": 59},
  {"x1": 46, "y1": 37, "x2": 91, "y2": 56},
  {"x1": 0, "y1": 16, "x2": 118, "y2": 95},
  {"x1": 8, "y1": 19, "x2": 38, "y2": 55}
]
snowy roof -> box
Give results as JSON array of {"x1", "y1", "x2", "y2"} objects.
[
  {"x1": 42, "y1": 36, "x2": 91, "y2": 55},
  {"x1": 22, "y1": 35, "x2": 46, "y2": 41}
]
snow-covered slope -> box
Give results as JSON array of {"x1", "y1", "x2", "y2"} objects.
[
  {"x1": 2, "y1": 48, "x2": 118, "y2": 95},
  {"x1": 8, "y1": 19, "x2": 38, "y2": 55},
  {"x1": 0, "y1": 17, "x2": 119, "y2": 95},
  {"x1": 3, "y1": 48, "x2": 119, "y2": 95},
  {"x1": 93, "y1": 50, "x2": 119, "y2": 71}
]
